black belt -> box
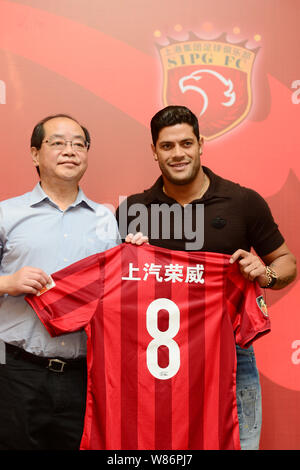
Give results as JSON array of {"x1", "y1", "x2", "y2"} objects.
[{"x1": 5, "y1": 343, "x2": 85, "y2": 373}]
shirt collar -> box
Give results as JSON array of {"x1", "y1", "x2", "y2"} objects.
[
  {"x1": 29, "y1": 183, "x2": 97, "y2": 211},
  {"x1": 143, "y1": 166, "x2": 233, "y2": 204}
]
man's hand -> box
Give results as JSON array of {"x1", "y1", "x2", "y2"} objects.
[
  {"x1": 230, "y1": 249, "x2": 268, "y2": 287},
  {"x1": 230, "y1": 243, "x2": 297, "y2": 290},
  {"x1": 0, "y1": 267, "x2": 51, "y2": 296},
  {"x1": 125, "y1": 232, "x2": 149, "y2": 246}
]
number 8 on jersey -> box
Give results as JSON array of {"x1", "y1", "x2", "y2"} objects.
[{"x1": 146, "y1": 298, "x2": 180, "y2": 380}]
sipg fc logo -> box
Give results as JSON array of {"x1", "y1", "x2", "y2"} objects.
[{"x1": 158, "y1": 33, "x2": 258, "y2": 140}]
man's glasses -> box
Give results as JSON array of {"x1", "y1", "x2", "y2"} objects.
[{"x1": 42, "y1": 137, "x2": 90, "y2": 152}]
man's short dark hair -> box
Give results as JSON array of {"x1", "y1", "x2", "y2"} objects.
[
  {"x1": 150, "y1": 105, "x2": 200, "y2": 145},
  {"x1": 31, "y1": 114, "x2": 91, "y2": 176}
]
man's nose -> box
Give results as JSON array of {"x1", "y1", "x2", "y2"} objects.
[
  {"x1": 172, "y1": 144, "x2": 185, "y2": 158},
  {"x1": 62, "y1": 141, "x2": 75, "y2": 156}
]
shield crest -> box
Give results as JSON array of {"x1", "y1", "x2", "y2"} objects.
[
  {"x1": 158, "y1": 34, "x2": 258, "y2": 141},
  {"x1": 256, "y1": 295, "x2": 268, "y2": 317}
]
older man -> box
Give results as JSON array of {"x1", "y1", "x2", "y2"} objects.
[{"x1": 0, "y1": 113, "x2": 144, "y2": 450}]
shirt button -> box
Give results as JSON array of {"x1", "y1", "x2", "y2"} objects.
[{"x1": 64, "y1": 234, "x2": 68, "y2": 238}]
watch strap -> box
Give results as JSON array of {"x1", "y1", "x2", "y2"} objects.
[{"x1": 265, "y1": 266, "x2": 278, "y2": 288}]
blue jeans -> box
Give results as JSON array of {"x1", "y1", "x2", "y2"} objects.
[{"x1": 236, "y1": 345, "x2": 262, "y2": 450}]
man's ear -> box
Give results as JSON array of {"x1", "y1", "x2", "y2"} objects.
[
  {"x1": 151, "y1": 144, "x2": 158, "y2": 161},
  {"x1": 199, "y1": 137, "x2": 204, "y2": 155},
  {"x1": 31, "y1": 147, "x2": 39, "y2": 168}
]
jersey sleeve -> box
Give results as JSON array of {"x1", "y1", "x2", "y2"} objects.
[
  {"x1": 25, "y1": 253, "x2": 103, "y2": 337},
  {"x1": 226, "y1": 265, "x2": 271, "y2": 348}
]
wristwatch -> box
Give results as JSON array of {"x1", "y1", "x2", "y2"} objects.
[{"x1": 265, "y1": 266, "x2": 278, "y2": 288}]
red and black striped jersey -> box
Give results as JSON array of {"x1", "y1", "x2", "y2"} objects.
[{"x1": 26, "y1": 243, "x2": 270, "y2": 450}]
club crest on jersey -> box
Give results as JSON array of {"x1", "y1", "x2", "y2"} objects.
[
  {"x1": 157, "y1": 33, "x2": 258, "y2": 141},
  {"x1": 256, "y1": 295, "x2": 268, "y2": 317}
]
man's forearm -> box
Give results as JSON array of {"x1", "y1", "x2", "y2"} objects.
[
  {"x1": 0, "y1": 275, "x2": 10, "y2": 296},
  {"x1": 268, "y1": 254, "x2": 297, "y2": 290}
]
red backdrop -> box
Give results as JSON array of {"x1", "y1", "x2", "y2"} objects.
[{"x1": 0, "y1": 0, "x2": 299, "y2": 449}]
